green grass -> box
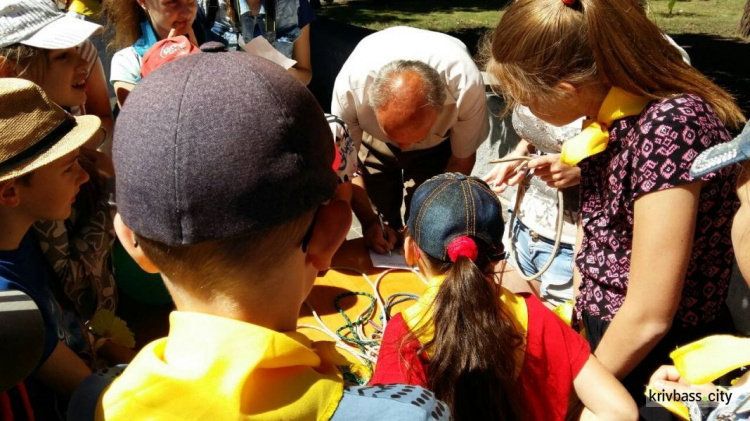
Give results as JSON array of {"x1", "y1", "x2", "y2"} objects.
[
  {"x1": 317, "y1": 0, "x2": 748, "y2": 40},
  {"x1": 646, "y1": 0, "x2": 747, "y2": 37}
]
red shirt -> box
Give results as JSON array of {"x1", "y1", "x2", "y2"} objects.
[{"x1": 371, "y1": 294, "x2": 590, "y2": 421}]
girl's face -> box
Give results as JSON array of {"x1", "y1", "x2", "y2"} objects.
[
  {"x1": 732, "y1": 166, "x2": 750, "y2": 283},
  {"x1": 37, "y1": 47, "x2": 89, "y2": 108},
  {"x1": 140, "y1": 0, "x2": 197, "y2": 40}
]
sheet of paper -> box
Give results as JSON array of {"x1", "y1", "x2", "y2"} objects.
[
  {"x1": 369, "y1": 249, "x2": 411, "y2": 270},
  {"x1": 240, "y1": 36, "x2": 297, "y2": 70}
]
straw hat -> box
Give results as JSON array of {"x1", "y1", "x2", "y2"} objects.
[{"x1": 0, "y1": 78, "x2": 100, "y2": 183}]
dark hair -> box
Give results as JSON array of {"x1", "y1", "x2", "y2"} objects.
[
  {"x1": 413, "y1": 241, "x2": 522, "y2": 421},
  {"x1": 134, "y1": 210, "x2": 315, "y2": 299}
]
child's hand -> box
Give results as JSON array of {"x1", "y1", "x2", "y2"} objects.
[
  {"x1": 483, "y1": 159, "x2": 527, "y2": 194},
  {"x1": 649, "y1": 365, "x2": 717, "y2": 395},
  {"x1": 167, "y1": 27, "x2": 198, "y2": 46},
  {"x1": 527, "y1": 154, "x2": 581, "y2": 188}
]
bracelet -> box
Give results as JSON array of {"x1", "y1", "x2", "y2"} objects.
[{"x1": 98, "y1": 126, "x2": 108, "y2": 148}]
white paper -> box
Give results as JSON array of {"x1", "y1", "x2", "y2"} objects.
[
  {"x1": 239, "y1": 36, "x2": 297, "y2": 70},
  {"x1": 369, "y1": 249, "x2": 411, "y2": 270}
]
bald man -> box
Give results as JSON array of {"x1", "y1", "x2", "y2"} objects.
[{"x1": 332, "y1": 26, "x2": 489, "y2": 254}]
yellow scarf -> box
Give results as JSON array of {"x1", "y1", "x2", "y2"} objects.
[
  {"x1": 66, "y1": 0, "x2": 102, "y2": 20},
  {"x1": 401, "y1": 276, "x2": 529, "y2": 378},
  {"x1": 560, "y1": 87, "x2": 651, "y2": 166},
  {"x1": 99, "y1": 311, "x2": 345, "y2": 420},
  {"x1": 644, "y1": 335, "x2": 750, "y2": 420}
]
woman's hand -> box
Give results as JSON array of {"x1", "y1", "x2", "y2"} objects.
[
  {"x1": 527, "y1": 154, "x2": 581, "y2": 189},
  {"x1": 483, "y1": 159, "x2": 528, "y2": 194}
]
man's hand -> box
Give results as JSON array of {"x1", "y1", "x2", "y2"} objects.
[
  {"x1": 649, "y1": 365, "x2": 718, "y2": 397},
  {"x1": 527, "y1": 154, "x2": 581, "y2": 188},
  {"x1": 363, "y1": 222, "x2": 398, "y2": 254}
]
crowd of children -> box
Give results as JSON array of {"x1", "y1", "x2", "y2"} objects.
[{"x1": 0, "y1": 0, "x2": 747, "y2": 419}]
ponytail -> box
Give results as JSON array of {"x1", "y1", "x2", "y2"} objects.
[
  {"x1": 417, "y1": 249, "x2": 522, "y2": 421},
  {"x1": 485, "y1": 0, "x2": 745, "y2": 129}
]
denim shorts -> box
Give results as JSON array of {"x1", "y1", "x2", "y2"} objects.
[{"x1": 507, "y1": 219, "x2": 574, "y2": 306}]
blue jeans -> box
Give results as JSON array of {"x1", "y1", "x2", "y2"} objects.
[{"x1": 507, "y1": 220, "x2": 574, "y2": 306}]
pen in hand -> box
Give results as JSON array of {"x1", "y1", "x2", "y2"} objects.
[{"x1": 377, "y1": 213, "x2": 392, "y2": 256}]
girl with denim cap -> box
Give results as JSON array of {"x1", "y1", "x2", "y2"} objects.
[
  {"x1": 485, "y1": 0, "x2": 745, "y2": 414},
  {"x1": 372, "y1": 173, "x2": 637, "y2": 420}
]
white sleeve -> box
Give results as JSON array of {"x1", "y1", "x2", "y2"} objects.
[
  {"x1": 109, "y1": 48, "x2": 142, "y2": 85},
  {"x1": 331, "y1": 79, "x2": 363, "y2": 153},
  {"x1": 449, "y1": 81, "x2": 489, "y2": 159}
]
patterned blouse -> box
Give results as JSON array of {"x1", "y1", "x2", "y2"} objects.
[{"x1": 574, "y1": 94, "x2": 739, "y2": 327}]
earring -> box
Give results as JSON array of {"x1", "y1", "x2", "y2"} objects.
[{"x1": 133, "y1": 238, "x2": 139, "y2": 248}]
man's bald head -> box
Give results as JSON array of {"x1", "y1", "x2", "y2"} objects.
[{"x1": 369, "y1": 60, "x2": 446, "y2": 149}]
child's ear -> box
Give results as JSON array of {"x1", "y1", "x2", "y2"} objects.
[
  {"x1": 0, "y1": 181, "x2": 21, "y2": 207},
  {"x1": 114, "y1": 213, "x2": 160, "y2": 274},
  {"x1": 404, "y1": 236, "x2": 418, "y2": 267},
  {"x1": 555, "y1": 81, "x2": 577, "y2": 95},
  {"x1": 305, "y1": 200, "x2": 352, "y2": 270}
]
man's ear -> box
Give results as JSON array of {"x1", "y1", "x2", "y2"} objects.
[
  {"x1": 0, "y1": 181, "x2": 21, "y2": 207},
  {"x1": 114, "y1": 213, "x2": 160, "y2": 274},
  {"x1": 0, "y1": 56, "x2": 17, "y2": 78},
  {"x1": 305, "y1": 200, "x2": 352, "y2": 270}
]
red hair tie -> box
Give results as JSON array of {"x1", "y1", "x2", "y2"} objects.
[
  {"x1": 562, "y1": 0, "x2": 576, "y2": 5},
  {"x1": 447, "y1": 236, "x2": 478, "y2": 263}
]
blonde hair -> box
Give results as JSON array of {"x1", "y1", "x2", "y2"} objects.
[
  {"x1": 102, "y1": 0, "x2": 146, "y2": 51},
  {"x1": 484, "y1": 0, "x2": 745, "y2": 129}
]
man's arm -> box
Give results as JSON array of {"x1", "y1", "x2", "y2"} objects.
[
  {"x1": 351, "y1": 176, "x2": 397, "y2": 254},
  {"x1": 593, "y1": 183, "x2": 700, "y2": 379},
  {"x1": 448, "y1": 77, "x2": 490, "y2": 162},
  {"x1": 444, "y1": 153, "x2": 475, "y2": 175}
]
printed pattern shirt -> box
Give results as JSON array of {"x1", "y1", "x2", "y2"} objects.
[{"x1": 575, "y1": 94, "x2": 739, "y2": 327}]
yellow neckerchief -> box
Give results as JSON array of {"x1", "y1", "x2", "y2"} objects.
[
  {"x1": 401, "y1": 275, "x2": 529, "y2": 378},
  {"x1": 99, "y1": 311, "x2": 345, "y2": 421},
  {"x1": 66, "y1": 0, "x2": 102, "y2": 20},
  {"x1": 560, "y1": 87, "x2": 651, "y2": 166},
  {"x1": 644, "y1": 335, "x2": 750, "y2": 420}
]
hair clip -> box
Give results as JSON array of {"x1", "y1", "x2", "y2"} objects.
[{"x1": 447, "y1": 236, "x2": 478, "y2": 263}]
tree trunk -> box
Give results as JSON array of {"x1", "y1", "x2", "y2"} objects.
[{"x1": 741, "y1": 0, "x2": 750, "y2": 37}]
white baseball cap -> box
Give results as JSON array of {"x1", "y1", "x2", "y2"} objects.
[{"x1": 0, "y1": 0, "x2": 102, "y2": 49}]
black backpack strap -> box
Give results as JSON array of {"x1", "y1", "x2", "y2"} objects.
[{"x1": 206, "y1": 0, "x2": 220, "y2": 27}]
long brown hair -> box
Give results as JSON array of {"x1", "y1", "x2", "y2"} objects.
[
  {"x1": 413, "y1": 243, "x2": 523, "y2": 421},
  {"x1": 484, "y1": 0, "x2": 745, "y2": 129},
  {"x1": 102, "y1": 0, "x2": 146, "y2": 51}
]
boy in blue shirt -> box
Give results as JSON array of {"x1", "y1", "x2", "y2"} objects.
[{"x1": 0, "y1": 78, "x2": 98, "y2": 397}]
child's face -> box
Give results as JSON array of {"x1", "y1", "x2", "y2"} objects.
[
  {"x1": 16, "y1": 149, "x2": 89, "y2": 221},
  {"x1": 733, "y1": 166, "x2": 750, "y2": 284},
  {"x1": 141, "y1": 0, "x2": 197, "y2": 40},
  {"x1": 36, "y1": 47, "x2": 89, "y2": 108}
]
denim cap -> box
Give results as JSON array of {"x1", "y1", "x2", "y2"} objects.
[
  {"x1": 114, "y1": 50, "x2": 337, "y2": 246},
  {"x1": 690, "y1": 121, "x2": 750, "y2": 178},
  {"x1": 407, "y1": 173, "x2": 504, "y2": 262}
]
